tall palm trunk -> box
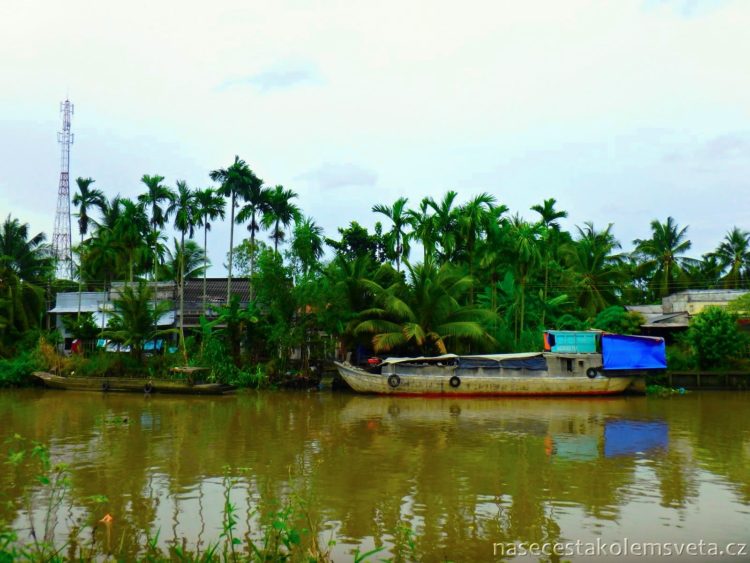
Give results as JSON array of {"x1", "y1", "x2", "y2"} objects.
[
  {"x1": 274, "y1": 219, "x2": 280, "y2": 253},
  {"x1": 519, "y1": 278, "x2": 526, "y2": 345},
  {"x1": 249, "y1": 210, "x2": 257, "y2": 300},
  {"x1": 227, "y1": 193, "x2": 235, "y2": 303},
  {"x1": 541, "y1": 258, "x2": 549, "y2": 328},
  {"x1": 396, "y1": 236, "x2": 401, "y2": 273},
  {"x1": 77, "y1": 232, "x2": 83, "y2": 320},
  {"x1": 180, "y1": 230, "x2": 187, "y2": 364},
  {"x1": 202, "y1": 226, "x2": 208, "y2": 312}
]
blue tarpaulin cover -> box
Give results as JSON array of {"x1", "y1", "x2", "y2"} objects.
[{"x1": 602, "y1": 334, "x2": 666, "y2": 370}]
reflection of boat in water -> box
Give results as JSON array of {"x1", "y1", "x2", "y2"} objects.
[
  {"x1": 339, "y1": 395, "x2": 669, "y2": 459},
  {"x1": 336, "y1": 333, "x2": 667, "y2": 396}
]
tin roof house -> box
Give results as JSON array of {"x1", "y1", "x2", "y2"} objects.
[{"x1": 627, "y1": 289, "x2": 749, "y2": 339}]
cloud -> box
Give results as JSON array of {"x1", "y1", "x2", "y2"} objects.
[
  {"x1": 663, "y1": 132, "x2": 750, "y2": 163},
  {"x1": 220, "y1": 62, "x2": 321, "y2": 92},
  {"x1": 643, "y1": 0, "x2": 733, "y2": 17},
  {"x1": 297, "y1": 163, "x2": 378, "y2": 190}
]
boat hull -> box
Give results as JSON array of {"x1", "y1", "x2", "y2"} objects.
[
  {"x1": 32, "y1": 372, "x2": 234, "y2": 395},
  {"x1": 335, "y1": 362, "x2": 637, "y2": 397}
]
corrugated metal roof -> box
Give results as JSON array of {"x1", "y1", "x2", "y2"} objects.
[{"x1": 49, "y1": 292, "x2": 109, "y2": 313}]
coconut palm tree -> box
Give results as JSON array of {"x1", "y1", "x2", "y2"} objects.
[
  {"x1": 138, "y1": 175, "x2": 175, "y2": 282},
  {"x1": 168, "y1": 181, "x2": 198, "y2": 360},
  {"x1": 406, "y1": 198, "x2": 437, "y2": 265},
  {"x1": 561, "y1": 222, "x2": 625, "y2": 318},
  {"x1": 209, "y1": 156, "x2": 263, "y2": 301},
  {"x1": 633, "y1": 217, "x2": 698, "y2": 299},
  {"x1": 507, "y1": 215, "x2": 541, "y2": 341},
  {"x1": 531, "y1": 198, "x2": 568, "y2": 325},
  {"x1": 372, "y1": 197, "x2": 411, "y2": 273},
  {"x1": 354, "y1": 261, "x2": 494, "y2": 354},
  {"x1": 235, "y1": 179, "x2": 271, "y2": 278},
  {"x1": 72, "y1": 177, "x2": 105, "y2": 317},
  {"x1": 457, "y1": 193, "x2": 499, "y2": 303},
  {"x1": 159, "y1": 239, "x2": 208, "y2": 283},
  {"x1": 711, "y1": 227, "x2": 750, "y2": 289},
  {"x1": 291, "y1": 216, "x2": 324, "y2": 277},
  {"x1": 115, "y1": 199, "x2": 151, "y2": 283},
  {"x1": 0, "y1": 216, "x2": 53, "y2": 345},
  {"x1": 427, "y1": 191, "x2": 460, "y2": 261},
  {"x1": 262, "y1": 185, "x2": 300, "y2": 254},
  {"x1": 194, "y1": 188, "x2": 226, "y2": 310},
  {"x1": 104, "y1": 282, "x2": 175, "y2": 363}
]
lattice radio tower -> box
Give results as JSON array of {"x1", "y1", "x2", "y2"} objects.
[{"x1": 52, "y1": 99, "x2": 74, "y2": 279}]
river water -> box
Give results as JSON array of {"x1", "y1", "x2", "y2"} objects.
[{"x1": 1, "y1": 389, "x2": 749, "y2": 561}]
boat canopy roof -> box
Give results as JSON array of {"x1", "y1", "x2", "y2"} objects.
[
  {"x1": 381, "y1": 352, "x2": 544, "y2": 366},
  {"x1": 381, "y1": 354, "x2": 458, "y2": 365}
]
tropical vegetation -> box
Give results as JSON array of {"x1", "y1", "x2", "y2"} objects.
[{"x1": 2, "y1": 155, "x2": 750, "y2": 386}]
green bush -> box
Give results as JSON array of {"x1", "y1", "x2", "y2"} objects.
[
  {"x1": 666, "y1": 343, "x2": 697, "y2": 371},
  {"x1": 0, "y1": 352, "x2": 41, "y2": 387},
  {"x1": 687, "y1": 306, "x2": 747, "y2": 369},
  {"x1": 592, "y1": 306, "x2": 644, "y2": 334}
]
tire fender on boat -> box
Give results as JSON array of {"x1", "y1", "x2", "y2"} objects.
[
  {"x1": 449, "y1": 376, "x2": 461, "y2": 388},
  {"x1": 144, "y1": 382, "x2": 153, "y2": 394},
  {"x1": 101, "y1": 380, "x2": 110, "y2": 392},
  {"x1": 388, "y1": 374, "x2": 401, "y2": 388},
  {"x1": 586, "y1": 368, "x2": 598, "y2": 379}
]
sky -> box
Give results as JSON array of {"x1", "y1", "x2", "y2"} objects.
[{"x1": 1, "y1": 0, "x2": 748, "y2": 275}]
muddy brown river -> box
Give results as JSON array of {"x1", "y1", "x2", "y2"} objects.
[{"x1": 1, "y1": 389, "x2": 749, "y2": 561}]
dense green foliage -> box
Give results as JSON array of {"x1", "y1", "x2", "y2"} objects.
[
  {"x1": 687, "y1": 307, "x2": 746, "y2": 369},
  {"x1": 3, "y1": 155, "x2": 750, "y2": 375}
]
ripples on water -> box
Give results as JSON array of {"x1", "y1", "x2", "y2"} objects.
[{"x1": 1, "y1": 390, "x2": 749, "y2": 561}]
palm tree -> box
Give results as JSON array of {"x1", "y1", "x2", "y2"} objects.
[
  {"x1": 72, "y1": 177, "x2": 105, "y2": 317},
  {"x1": 138, "y1": 175, "x2": 175, "y2": 282},
  {"x1": 354, "y1": 262, "x2": 494, "y2": 354},
  {"x1": 531, "y1": 198, "x2": 568, "y2": 325},
  {"x1": 508, "y1": 215, "x2": 541, "y2": 341},
  {"x1": 561, "y1": 222, "x2": 625, "y2": 318},
  {"x1": 711, "y1": 227, "x2": 750, "y2": 289},
  {"x1": 209, "y1": 156, "x2": 263, "y2": 302},
  {"x1": 633, "y1": 217, "x2": 698, "y2": 299},
  {"x1": 115, "y1": 199, "x2": 151, "y2": 283},
  {"x1": 104, "y1": 282, "x2": 175, "y2": 363},
  {"x1": 0, "y1": 216, "x2": 53, "y2": 345},
  {"x1": 235, "y1": 179, "x2": 271, "y2": 277},
  {"x1": 427, "y1": 191, "x2": 460, "y2": 261},
  {"x1": 457, "y1": 193, "x2": 498, "y2": 303},
  {"x1": 291, "y1": 216, "x2": 324, "y2": 277},
  {"x1": 194, "y1": 188, "x2": 226, "y2": 310},
  {"x1": 372, "y1": 197, "x2": 411, "y2": 273},
  {"x1": 159, "y1": 239, "x2": 208, "y2": 283},
  {"x1": 406, "y1": 198, "x2": 437, "y2": 265},
  {"x1": 168, "y1": 181, "x2": 198, "y2": 360},
  {"x1": 79, "y1": 195, "x2": 124, "y2": 287},
  {"x1": 262, "y1": 185, "x2": 300, "y2": 254}
]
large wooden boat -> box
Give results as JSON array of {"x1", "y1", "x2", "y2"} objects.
[
  {"x1": 32, "y1": 371, "x2": 234, "y2": 395},
  {"x1": 335, "y1": 333, "x2": 666, "y2": 397}
]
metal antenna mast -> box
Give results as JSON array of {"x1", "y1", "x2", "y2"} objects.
[{"x1": 52, "y1": 99, "x2": 74, "y2": 279}]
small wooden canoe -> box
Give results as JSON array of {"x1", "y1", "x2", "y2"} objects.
[{"x1": 32, "y1": 372, "x2": 234, "y2": 395}]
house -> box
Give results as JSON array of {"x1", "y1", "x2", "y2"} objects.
[
  {"x1": 48, "y1": 278, "x2": 251, "y2": 350},
  {"x1": 180, "y1": 278, "x2": 252, "y2": 327},
  {"x1": 627, "y1": 289, "x2": 749, "y2": 340}
]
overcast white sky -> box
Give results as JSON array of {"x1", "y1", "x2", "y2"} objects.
[{"x1": 1, "y1": 0, "x2": 748, "y2": 274}]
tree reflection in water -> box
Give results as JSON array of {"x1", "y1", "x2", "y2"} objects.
[{"x1": 0, "y1": 390, "x2": 749, "y2": 560}]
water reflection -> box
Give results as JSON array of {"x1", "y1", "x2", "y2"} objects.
[{"x1": 0, "y1": 390, "x2": 749, "y2": 560}]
